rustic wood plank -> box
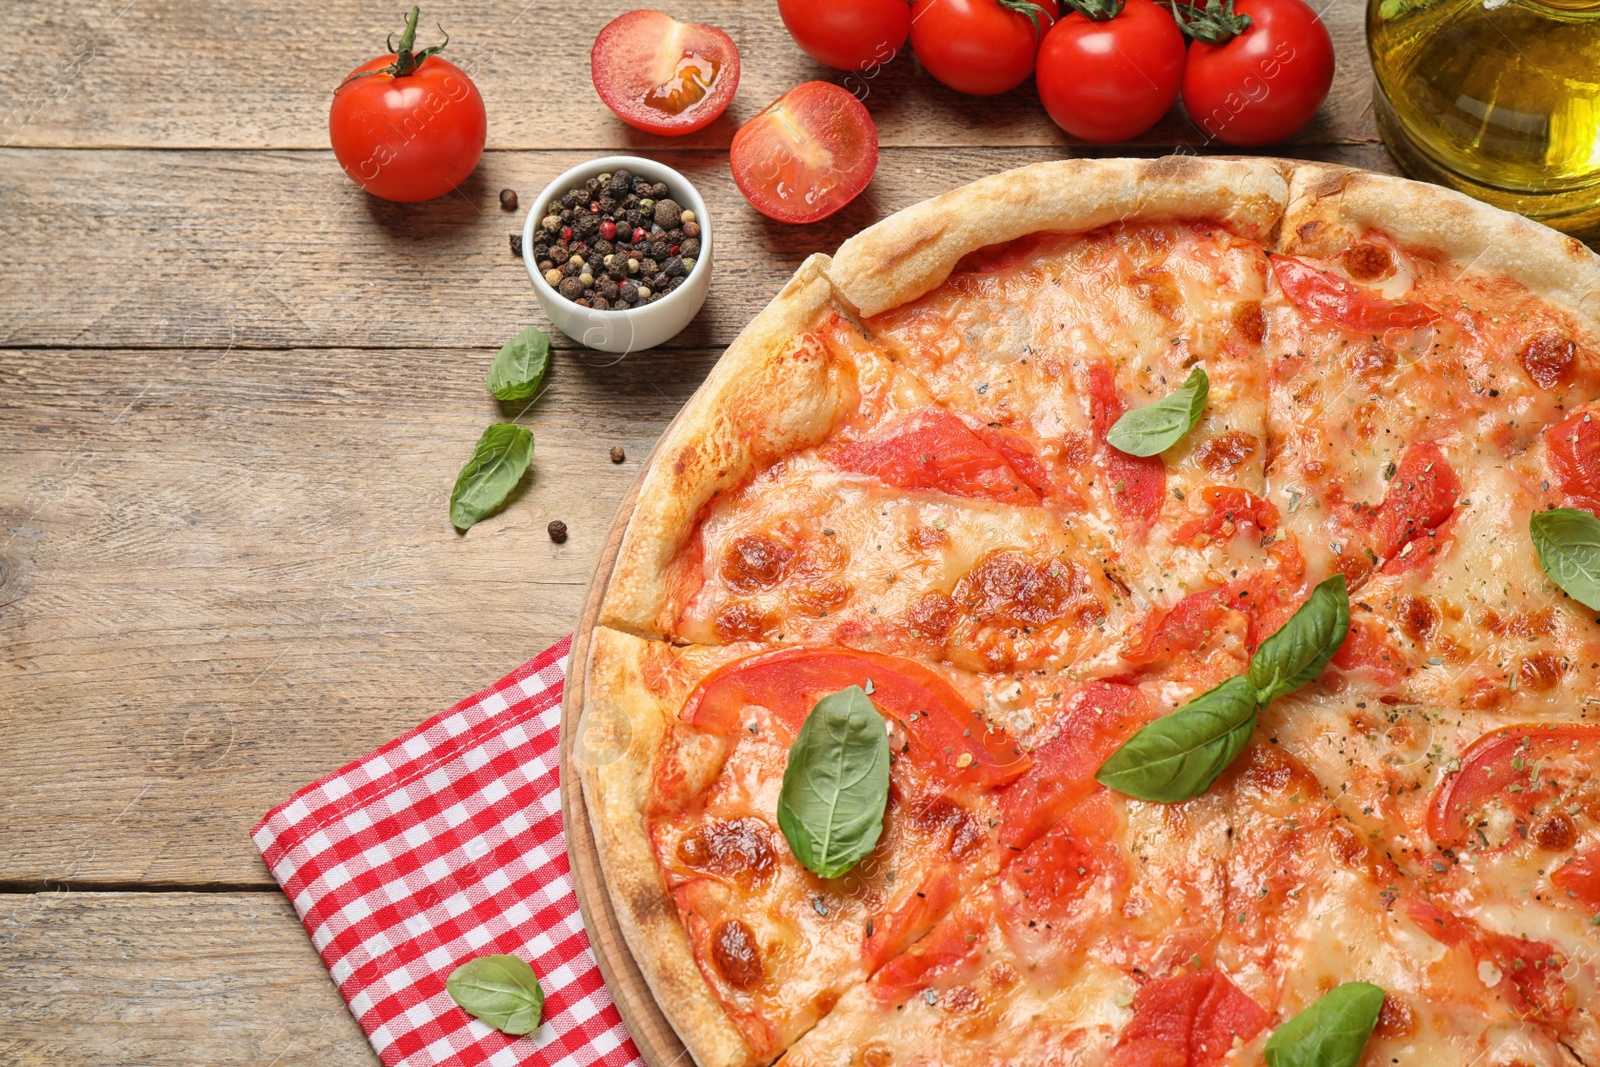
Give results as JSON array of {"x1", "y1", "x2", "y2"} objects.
[
  {"x1": 2, "y1": 0, "x2": 1376, "y2": 151},
  {"x1": 0, "y1": 891, "x2": 374, "y2": 1067},
  {"x1": 0, "y1": 344, "x2": 711, "y2": 886},
  {"x1": 0, "y1": 144, "x2": 1400, "y2": 352}
]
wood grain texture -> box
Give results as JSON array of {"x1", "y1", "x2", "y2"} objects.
[
  {"x1": 0, "y1": 343, "x2": 709, "y2": 886},
  {"x1": 2, "y1": 0, "x2": 1378, "y2": 151},
  {"x1": 0, "y1": 143, "x2": 1401, "y2": 352},
  {"x1": 0, "y1": 891, "x2": 373, "y2": 1066}
]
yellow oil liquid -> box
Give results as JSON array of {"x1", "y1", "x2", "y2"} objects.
[{"x1": 1368, "y1": 0, "x2": 1600, "y2": 236}]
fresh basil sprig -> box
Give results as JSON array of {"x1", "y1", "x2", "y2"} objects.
[
  {"x1": 1264, "y1": 982, "x2": 1385, "y2": 1067},
  {"x1": 1531, "y1": 507, "x2": 1600, "y2": 610},
  {"x1": 446, "y1": 954, "x2": 545, "y2": 1035},
  {"x1": 487, "y1": 326, "x2": 551, "y2": 402},
  {"x1": 1095, "y1": 675, "x2": 1258, "y2": 802},
  {"x1": 450, "y1": 423, "x2": 533, "y2": 530},
  {"x1": 1098, "y1": 573, "x2": 1351, "y2": 802},
  {"x1": 1106, "y1": 365, "x2": 1209, "y2": 457},
  {"x1": 1249, "y1": 575, "x2": 1350, "y2": 705},
  {"x1": 777, "y1": 685, "x2": 891, "y2": 879}
]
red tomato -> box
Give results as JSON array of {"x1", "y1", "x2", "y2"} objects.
[
  {"x1": 830, "y1": 407, "x2": 1041, "y2": 505},
  {"x1": 1370, "y1": 442, "x2": 1461, "y2": 567},
  {"x1": 1179, "y1": 0, "x2": 1335, "y2": 146},
  {"x1": 1170, "y1": 486, "x2": 1280, "y2": 544},
  {"x1": 1427, "y1": 724, "x2": 1600, "y2": 849},
  {"x1": 590, "y1": 10, "x2": 740, "y2": 135},
  {"x1": 1087, "y1": 362, "x2": 1167, "y2": 527},
  {"x1": 1330, "y1": 615, "x2": 1406, "y2": 686},
  {"x1": 869, "y1": 903, "x2": 987, "y2": 1003},
  {"x1": 910, "y1": 0, "x2": 1060, "y2": 97},
  {"x1": 1035, "y1": 0, "x2": 1187, "y2": 142},
  {"x1": 328, "y1": 9, "x2": 487, "y2": 203},
  {"x1": 1545, "y1": 407, "x2": 1600, "y2": 514},
  {"x1": 1122, "y1": 585, "x2": 1243, "y2": 664},
  {"x1": 997, "y1": 792, "x2": 1119, "y2": 935},
  {"x1": 1552, "y1": 845, "x2": 1600, "y2": 911},
  {"x1": 996, "y1": 682, "x2": 1152, "y2": 851},
  {"x1": 1106, "y1": 970, "x2": 1270, "y2": 1067},
  {"x1": 1407, "y1": 903, "x2": 1568, "y2": 1022},
  {"x1": 729, "y1": 82, "x2": 878, "y2": 223},
  {"x1": 678, "y1": 646, "x2": 1031, "y2": 788},
  {"x1": 778, "y1": 0, "x2": 911, "y2": 72},
  {"x1": 1269, "y1": 254, "x2": 1439, "y2": 333}
]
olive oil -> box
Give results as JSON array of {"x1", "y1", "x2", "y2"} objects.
[{"x1": 1368, "y1": 0, "x2": 1600, "y2": 235}]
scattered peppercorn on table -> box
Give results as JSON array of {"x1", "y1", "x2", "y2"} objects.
[{"x1": 0, "y1": 0, "x2": 1481, "y2": 1062}]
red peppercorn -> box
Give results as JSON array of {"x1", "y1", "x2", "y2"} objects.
[
  {"x1": 600, "y1": 220, "x2": 617, "y2": 240},
  {"x1": 670, "y1": 245, "x2": 680, "y2": 256},
  {"x1": 632, "y1": 226, "x2": 647, "y2": 244},
  {"x1": 590, "y1": 200, "x2": 601, "y2": 214},
  {"x1": 561, "y1": 226, "x2": 573, "y2": 242}
]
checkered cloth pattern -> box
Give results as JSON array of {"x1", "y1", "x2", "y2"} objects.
[{"x1": 252, "y1": 636, "x2": 645, "y2": 1067}]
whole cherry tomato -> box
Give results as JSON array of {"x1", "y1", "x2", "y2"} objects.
[
  {"x1": 1175, "y1": 0, "x2": 1335, "y2": 146},
  {"x1": 1035, "y1": 0, "x2": 1186, "y2": 142},
  {"x1": 910, "y1": 0, "x2": 1060, "y2": 97},
  {"x1": 329, "y1": 6, "x2": 487, "y2": 203},
  {"x1": 729, "y1": 81, "x2": 878, "y2": 223},
  {"x1": 590, "y1": 10, "x2": 741, "y2": 136},
  {"x1": 779, "y1": 0, "x2": 911, "y2": 73}
]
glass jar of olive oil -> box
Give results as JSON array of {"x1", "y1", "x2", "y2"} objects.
[{"x1": 1368, "y1": 0, "x2": 1600, "y2": 236}]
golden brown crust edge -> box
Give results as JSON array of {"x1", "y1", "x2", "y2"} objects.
[
  {"x1": 578, "y1": 627, "x2": 759, "y2": 1067},
  {"x1": 1279, "y1": 162, "x2": 1600, "y2": 334},
  {"x1": 598, "y1": 252, "x2": 857, "y2": 637},
  {"x1": 828, "y1": 155, "x2": 1292, "y2": 319}
]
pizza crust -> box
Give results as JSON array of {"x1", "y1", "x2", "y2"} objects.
[
  {"x1": 598, "y1": 253, "x2": 861, "y2": 638},
  {"x1": 828, "y1": 156, "x2": 1292, "y2": 319},
  {"x1": 1278, "y1": 162, "x2": 1600, "y2": 334},
  {"x1": 578, "y1": 627, "x2": 759, "y2": 1067}
]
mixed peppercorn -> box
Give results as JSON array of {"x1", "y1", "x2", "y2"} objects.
[{"x1": 530, "y1": 168, "x2": 702, "y2": 311}]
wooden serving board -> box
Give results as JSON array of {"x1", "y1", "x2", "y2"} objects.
[{"x1": 559, "y1": 427, "x2": 690, "y2": 1067}]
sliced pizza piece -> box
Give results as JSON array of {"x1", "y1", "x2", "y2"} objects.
[{"x1": 1216, "y1": 739, "x2": 1596, "y2": 1065}]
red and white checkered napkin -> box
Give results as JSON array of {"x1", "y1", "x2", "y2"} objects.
[{"x1": 252, "y1": 636, "x2": 645, "y2": 1067}]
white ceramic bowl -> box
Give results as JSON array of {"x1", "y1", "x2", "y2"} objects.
[{"x1": 522, "y1": 155, "x2": 712, "y2": 355}]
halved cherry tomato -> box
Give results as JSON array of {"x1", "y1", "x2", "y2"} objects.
[
  {"x1": 1331, "y1": 614, "x2": 1406, "y2": 686},
  {"x1": 1545, "y1": 407, "x2": 1600, "y2": 514},
  {"x1": 997, "y1": 682, "x2": 1152, "y2": 851},
  {"x1": 830, "y1": 407, "x2": 1040, "y2": 505},
  {"x1": 1371, "y1": 442, "x2": 1460, "y2": 569},
  {"x1": 1088, "y1": 362, "x2": 1167, "y2": 527},
  {"x1": 778, "y1": 0, "x2": 910, "y2": 72},
  {"x1": 590, "y1": 10, "x2": 740, "y2": 135},
  {"x1": 1122, "y1": 586, "x2": 1243, "y2": 664},
  {"x1": 1427, "y1": 723, "x2": 1600, "y2": 849},
  {"x1": 329, "y1": 8, "x2": 487, "y2": 203},
  {"x1": 1036, "y1": 0, "x2": 1187, "y2": 143},
  {"x1": 910, "y1": 0, "x2": 1059, "y2": 96},
  {"x1": 729, "y1": 81, "x2": 878, "y2": 223},
  {"x1": 1106, "y1": 970, "x2": 1269, "y2": 1067},
  {"x1": 997, "y1": 792, "x2": 1119, "y2": 942},
  {"x1": 678, "y1": 646, "x2": 1031, "y2": 788},
  {"x1": 1269, "y1": 254, "x2": 1439, "y2": 333},
  {"x1": 1178, "y1": 0, "x2": 1335, "y2": 147}
]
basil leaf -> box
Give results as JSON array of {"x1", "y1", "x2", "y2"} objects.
[
  {"x1": 446, "y1": 954, "x2": 545, "y2": 1035},
  {"x1": 450, "y1": 423, "x2": 533, "y2": 531},
  {"x1": 1531, "y1": 507, "x2": 1600, "y2": 610},
  {"x1": 1249, "y1": 574, "x2": 1351, "y2": 705},
  {"x1": 777, "y1": 685, "x2": 891, "y2": 879},
  {"x1": 1105, "y1": 365, "x2": 1209, "y2": 457},
  {"x1": 1264, "y1": 981, "x2": 1385, "y2": 1067},
  {"x1": 1095, "y1": 675, "x2": 1258, "y2": 802},
  {"x1": 487, "y1": 326, "x2": 551, "y2": 402}
]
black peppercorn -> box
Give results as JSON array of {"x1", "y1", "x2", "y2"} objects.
[
  {"x1": 558, "y1": 276, "x2": 584, "y2": 300},
  {"x1": 509, "y1": 234, "x2": 523, "y2": 257},
  {"x1": 611, "y1": 445, "x2": 626, "y2": 464},
  {"x1": 548, "y1": 520, "x2": 568, "y2": 543},
  {"x1": 499, "y1": 188, "x2": 518, "y2": 211},
  {"x1": 663, "y1": 256, "x2": 687, "y2": 278},
  {"x1": 679, "y1": 238, "x2": 700, "y2": 258},
  {"x1": 649, "y1": 181, "x2": 669, "y2": 198},
  {"x1": 682, "y1": 221, "x2": 700, "y2": 239}
]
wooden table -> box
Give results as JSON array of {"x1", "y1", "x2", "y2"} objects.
[{"x1": 2, "y1": 0, "x2": 1396, "y2": 1061}]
